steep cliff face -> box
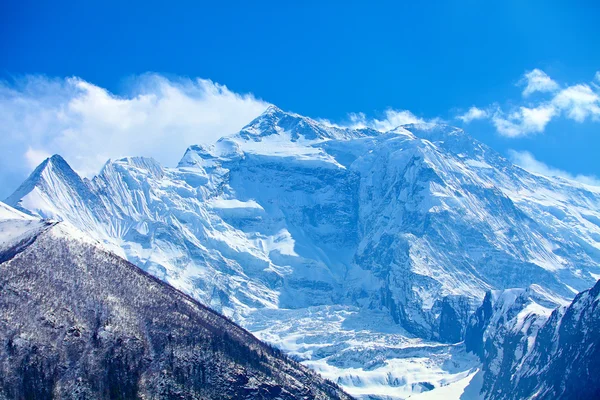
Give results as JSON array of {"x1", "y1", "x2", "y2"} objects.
[
  {"x1": 6, "y1": 106, "x2": 600, "y2": 397},
  {"x1": 0, "y1": 209, "x2": 350, "y2": 400},
  {"x1": 465, "y1": 282, "x2": 600, "y2": 399},
  {"x1": 516, "y1": 281, "x2": 600, "y2": 399}
]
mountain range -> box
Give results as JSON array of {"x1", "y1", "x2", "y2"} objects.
[{"x1": 4, "y1": 105, "x2": 600, "y2": 398}]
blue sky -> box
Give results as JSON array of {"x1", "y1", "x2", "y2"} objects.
[{"x1": 1, "y1": 0, "x2": 600, "y2": 196}]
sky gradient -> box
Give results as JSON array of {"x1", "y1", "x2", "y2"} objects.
[{"x1": 1, "y1": 0, "x2": 600, "y2": 197}]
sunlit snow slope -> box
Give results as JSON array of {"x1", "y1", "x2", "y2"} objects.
[{"x1": 6, "y1": 105, "x2": 600, "y2": 398}]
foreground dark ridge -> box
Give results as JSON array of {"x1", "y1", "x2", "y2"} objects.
[{"x1": 0, "y1": 221, "x2": 352, "y2": 400}]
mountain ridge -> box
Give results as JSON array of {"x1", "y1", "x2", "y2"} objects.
[
  {"x1": 0, "y1": 204, "x2": 352, "y2": 399},
  {"x1": 465, "y1": 279, "x2": 600, "y2": 399},
  {"x1": 6, "y1": 106, "x2": 600, "y2": 398}
]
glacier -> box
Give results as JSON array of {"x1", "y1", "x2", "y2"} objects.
[{"x1": 6, "y1": 105, "x2": 600, "y2": 398}]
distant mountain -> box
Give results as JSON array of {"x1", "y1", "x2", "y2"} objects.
[
  {"x1": 0, "y1": 204, "x2": 350, "y2": 399},
  {"x1": 6, "y1": 106, "x2": 600, "y2": 398},
  {"x1": 465, "y1": 280, "x2": 600, "y2": 399}
]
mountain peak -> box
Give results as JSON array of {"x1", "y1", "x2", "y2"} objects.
[
  {"x1": 4, "y1": 154, "x2": 90, "y2": 217},
  {"x1": 29, "y1": 154, "x2": 71, "y2": 177},
  {"x1": 48, "y1": 153, "x2": 67, "y2": 163},
  {"x1": 178, "y1": 139, "x2": 243, "y2": 168},
  {"x1": 235, "y1": 105, "x2": 379, "y2": 142},
  {"x1": 237, "y1": 105, "x2": 305, "y2": 139},
  {"x1": 100, "y1": 156, "x2": 164, "y2": 179},
  {"x1": 263, "y1": 104, "x2": 284, "y2": 115}
]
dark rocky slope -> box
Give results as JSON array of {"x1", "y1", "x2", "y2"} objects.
[
  {"x1": 0, "y1": 220, "x2": 351, "y2": 399},
  {"x1": 465, "y1": 282, "x2": 600, "y2": 399}
]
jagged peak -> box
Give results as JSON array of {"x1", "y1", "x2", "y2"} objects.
[
  {"x1": 5, "y1": 154, "x2": 86, "y2": 206},
  {"x1": 102, "y1": 155, "x2": 162, "y2": 169},
  {"x1": 262, "y1": 104, "x2": 285, "y2": 116},
  {"x1": 178, "y1": 140, "x2": 242, "y2": 168},
  {"x1": 239, "y1": 105, "x2": 312, "y2": 136},
  {"x1": 3, "y1": 155, "x2": 98, "y2": 223},
  {"x1": 100, "y1": 156, "x2": 164, "y2": 179},
  {"x1": 487, "y1": 284, "x2": 568, "y2": 314},
  {"x1": 178, "y1": 145, "x2": 215, "y2": 168},
  {"x1": 33, "y1": 154, "x2": 73, "y2": 176},
  {"x1": 391, "y1": 122, "x2": 504, "y2": 163},
  {"x1": 235, "y1": 105, "x2": 379, "y2": 142},
  {"x1": 180, "y1": 144, "x2": 220, "y2": 160}
]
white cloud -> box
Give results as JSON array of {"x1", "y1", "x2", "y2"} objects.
[
  {"x1": 371, "y1": 109, "x2": 426, "y2": 131},
  {"x1": 509, "y1": 150, "x2": 600, "y2": 186},
  {"x1": 322, "y1": 109, "x2": 428, "y2": 131},
  {"x1": 491, "y1": 71, "x2": 600, "y2": 137},
  {"x1": 0, "y1": 75, "x2": 269, "y2": 197},
  {"x1": 552, "y1": 84, "x2": 600, "y2": 122},
  {"x1": 492, "y1": 105, "x2": 556, "y2": 137},
  {"x1": 595, "y1": 71, "x2": 600, "y2": 83},
  {"x1": 521, "y1": 105, "x2": 557, "y2": 130},
  {"x1": 520, "y1": 69, "x2": 559, "y2": 97},
  {"x1": 457, "y1": 106, "x2": 488, "y2": 123},
  {"x1": 24, "y1": 147, "x2": 51, "y2": 169}
]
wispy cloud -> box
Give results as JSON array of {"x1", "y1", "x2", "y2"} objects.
[
  {"x1": 322, "y1": 109, "x2": 430, "y2": 131},
  {"x1": 0, "y1": 74, "x2": 269, "y2": 197},
  {"x1": 492, "y1": 105, "x2": 556, "y2": 137},
  {"x1": 509, "y1": 150, "x2": 600, "y2": 186},
  {"x1": 462, "y1": 69, "x2": 600, "y2": 137},
  {"x1": 366, "y1": 109, "x2": 427, "y2": 131},
  {"x1": 519, "y1": 69, "x2": 559, "y2": 97},
  {"x1": 552, "y1": 84, "x2": 600, "y2": 122},
  {"x1": 457, "y1": 106, "x2": 488, "y2": 123}
]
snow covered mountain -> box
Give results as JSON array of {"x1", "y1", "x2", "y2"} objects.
[
  {"x1": 6, "y1": 105, "x2": 600, "y2": 398},
  {"x1": 0, "y1": 203, "x2": 350, "y2": 400},
  {"x1": 465, "y1": 280, "x2": 600, "y2": 399}
]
